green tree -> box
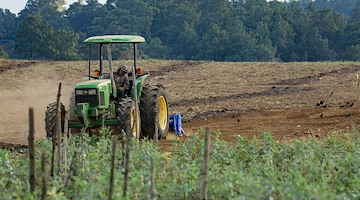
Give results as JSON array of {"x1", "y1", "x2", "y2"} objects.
[
  {"x1": 65, "y1": 0, "x2": 107, "y2": 59},
  {"x1": 87, "y1": 1, "x2": 154, "y2": 59},
  {"x1": 345, "y1": 45, "x2": 360, "y2": 61},
  {"x1": 238, "y1": 0, "x2": 277, "y2": 61},
  {"x1": 141, "y1": 37, "x2": 169, "y2": 59},
  {"x1": 15, "y1": 15, "x2": 79, "y2": 60},
  {"x1": 268, "y1": 1, "x2": 295, "y2": 61},
  {"x1": 195, "y1": 0, "x2": 234, "y2": 61},
  {"x1": 344, "y1": 8, "x2": 360, "y2": 60},
  {"x1": 4, "y1": 0, "x2": 360, "y2": 61},
  {"x1": 150, "y1": 0, "x2": 199, "y2": 59},
  {"x1": 19, "y1": 0, "x2": 69, "y2": 30},
  {"x1": 15, "y1": 15, "x2": 54, "y2": 59},
  {"x1": 242, "y1": 0, "x2": 272, "y2": 31},
  {"x1": 51, "y1": 29, "x2": 80, "y2": 60},
  {"x1": 311, "y1": 7, "x2": 346, "y2": 59},
  {"x1": 52, "y1": 0, "x2": 67, "y2": 12},
  {"x1": 287, "y1": 2, "x2": 334, "y2": 61},
  {"x1": 172, "y1": 21, "x2": 198, "y2": 60},
  {"x1": 223, "y1": 19, "x2": 259, "y2": 61},
  {"x1": 66, "y1": 0, "x2": 105, "y2": 34},
  {"x1": 315, "y1": 0, "x2": 359, "y2": 19},
  {"x1": 196, "y1": 23, "x2": 229, "y2": 61},
  {"x1": 0, "y1": 9, "x2": 17, "y2": 57},
  {"x1": 0, "y1": 46, "x2": 9, "y2": 59},
  {"x1": 270, "y1": 18, "x2": 295, "y2": 61},
  {"x1": 113, "y1": 0, "x2": 155, "y2": 38}
]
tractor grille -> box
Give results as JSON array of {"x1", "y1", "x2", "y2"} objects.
[
  {"x1": 75, "y1": 95, "x2": 99, "y2": 106},
  {"x1": 99, "y1": 91, "x2": 105, "y2": 106}
]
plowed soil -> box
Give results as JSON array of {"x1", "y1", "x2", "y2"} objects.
[{"x1": 1, "y1": 59, "x2": 360, "y2": 150}]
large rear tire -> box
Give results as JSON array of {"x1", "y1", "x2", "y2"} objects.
[
  {"x1": 140, "y1": 84, "x2": 169, "y2": 140},
  {"x1": 45, "y1": 102, "x2": 65, "y2": 138},
  {"x1": 117, "y1": 98, "x2": 140, "y2": 138}
]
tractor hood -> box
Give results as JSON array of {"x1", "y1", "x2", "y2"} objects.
[
  {"x1": 75, "y1": 79, "x2": 111, "y2": 89},
  {"x1": 74, "y1": 79, "x2": 113, "y2": 109}
]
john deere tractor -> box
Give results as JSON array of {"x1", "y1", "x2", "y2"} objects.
[{"x1": 45, "y1": 35, "x2": 169, "y2": 139}]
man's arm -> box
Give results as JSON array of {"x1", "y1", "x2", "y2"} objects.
[
  {"x1": 116, "y1": 76, "x2": 129, "y2": 91},
  {"x1": 124, "y1": 77, "x2": 130, "y2": 90}
]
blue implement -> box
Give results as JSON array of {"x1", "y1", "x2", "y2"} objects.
[{"x1": 169, "y1": 113, "x2": 182, "y2": 135}]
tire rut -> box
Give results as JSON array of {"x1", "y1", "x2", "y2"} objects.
[
  {"x1": 265, "y1": 64, "x2": 360, "y2": 86},
  {"x1": 148, "y1": 61, "x2": 205, "y2": 76},
  {"x1": 171, "y1": 86, "x2": 313, "y2": 107},
  {"x1": 0, "y1": 61, "x2": 39, "y2": 74}
]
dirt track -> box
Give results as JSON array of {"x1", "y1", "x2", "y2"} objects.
[{"x1": 1, "y1": 60, "x2": 360, "y2": 149}]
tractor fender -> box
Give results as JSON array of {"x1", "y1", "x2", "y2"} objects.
[{"x1": 131, "y1": 73, "x2": 150, "y2": 100}]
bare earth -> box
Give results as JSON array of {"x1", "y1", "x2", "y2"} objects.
[{"x1": 1, "y1": 59, "x2": 360, "y2": 149}]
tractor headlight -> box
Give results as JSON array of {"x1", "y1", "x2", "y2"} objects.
[
  {"x1": 88, "y1": 89, "x2": 97, "y2": 95},
  {"x1": 75, "y1": 90, "x2": 83, "y2": 95}
]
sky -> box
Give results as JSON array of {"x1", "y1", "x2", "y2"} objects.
[{"x1": 0, "y1": 0, "x2": 107, "y2": 14}]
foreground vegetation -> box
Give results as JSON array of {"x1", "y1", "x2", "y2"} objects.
[{"x1": 1, "y1": 130, "x2": 359, "y2": 199}]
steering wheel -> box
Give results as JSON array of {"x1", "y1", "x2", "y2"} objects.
[
  {"x1": 88, "y1": 75, "x2": 99, "y2": 79},
  {"x1": 100, "y1": 73, "x2": 111, "y2": 79}
]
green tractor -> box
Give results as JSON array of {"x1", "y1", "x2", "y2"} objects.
[{"x1": 45, "y1": 35, "x2": 169, "y2": 139}]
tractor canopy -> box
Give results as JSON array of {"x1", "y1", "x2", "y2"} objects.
[{"x1": 84, "y1": 35, "x2": 145, "y2": 44}]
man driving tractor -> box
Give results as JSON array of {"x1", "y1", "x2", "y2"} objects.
[{"x1": 115, "y1": 65, "x2": 130, "y2": 100}]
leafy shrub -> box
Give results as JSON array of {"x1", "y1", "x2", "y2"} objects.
[{"x1": 0, "y1": 129, "x2": 359, "y2": 199}]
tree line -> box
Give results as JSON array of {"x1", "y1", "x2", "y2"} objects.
[{"x1": 1, "y1": 0, "x2": 360, "y2": 62}]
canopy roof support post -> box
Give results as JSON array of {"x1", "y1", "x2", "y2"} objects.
[
  {"x1": 88, "y1": 44, "x2": 91, "y2": 80},
  {"x1": 132, "y1": 43, "x2": 140, "y2": 138},
  {"x1": 99, "y1": 44, "x2": 103, "y2": 74},
  {"x1": 107, "y1": 44, "x2": 116, "y2": 97}
]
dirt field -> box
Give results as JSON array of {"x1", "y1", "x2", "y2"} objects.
[{"x1": 1, "y1": 59, "x2": 360, "y2": 148}]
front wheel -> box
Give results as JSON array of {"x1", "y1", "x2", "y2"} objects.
[
  {"x1": 140, "y1": 84, "x2": 169, "y2": 140},
  {"x1": 117, "y1": 98, "x2": 140, "y2": 138},
  {"x1": 45, "y1": 102, "x2": 65, "y2": 138}
]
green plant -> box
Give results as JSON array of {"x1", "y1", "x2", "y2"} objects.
[{"x1": 0, "y1": 130, "x2": 359, "y2": 199}]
